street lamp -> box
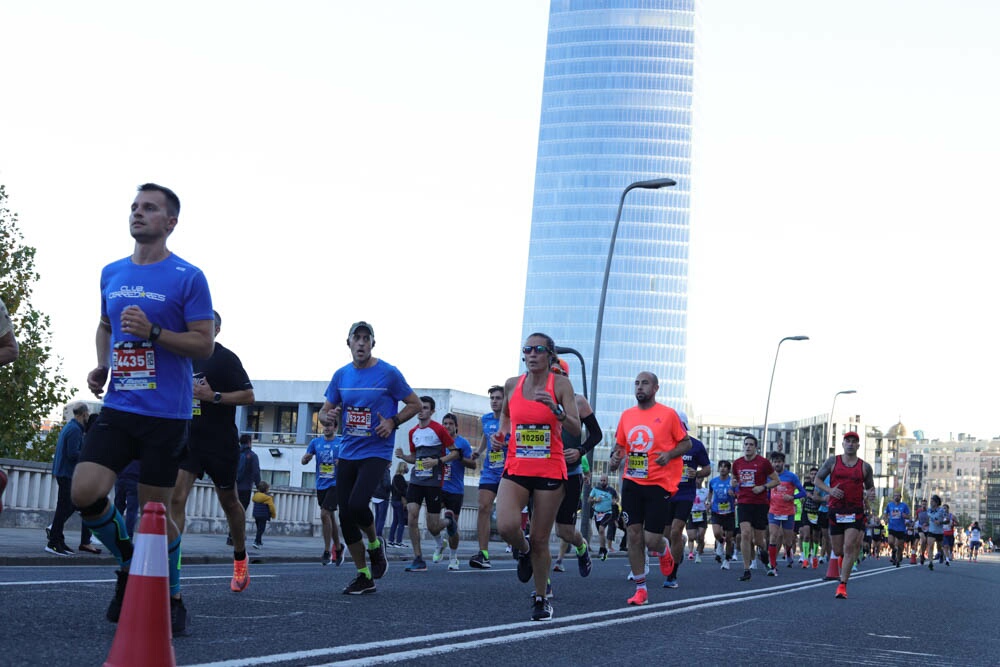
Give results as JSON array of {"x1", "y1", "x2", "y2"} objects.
[
  {"x1": 760, "y1": 335, "x2": 809, "y2": 452},
  {"x1": 590, "y1": 177, "x2": 677, "y2": 410},
  {"x1": 827, "y1": 389, "x2": 857, "y2": 455},
  {"x1": 553, "y1": 346, "x2": 588, "y2": 401}
]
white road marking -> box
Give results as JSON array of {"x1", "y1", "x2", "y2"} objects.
[{"x1": 867, "y1": 632, "x2": 912, "y2": 639}]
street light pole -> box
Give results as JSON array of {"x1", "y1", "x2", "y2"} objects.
[
  {"x1": 760, "y1": 335, "x2": 809, "y2": 452},
  {"x1": 827, "y1": 389, "x2": 857, "y2": 457},
  {"x1": 590, "y1": 177, "x2": 676, "y2": 411}
]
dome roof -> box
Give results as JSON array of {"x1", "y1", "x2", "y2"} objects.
[{"x1": 886, "y1": 420, "x2": 909, "y2": 439}]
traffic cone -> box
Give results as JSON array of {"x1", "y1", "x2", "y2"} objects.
[
  {"x1": 909, "y1": 552, "x2": 917, "y2": 565},
  {"x1": 104, "y1": 501, "x2": 175, "y2": 667},
  {"x1": 823, "y1": 555, "x2": 841, "y2": 581}
]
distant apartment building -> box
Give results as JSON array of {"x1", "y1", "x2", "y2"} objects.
[{"x1": 899, "y1": 434, "x2": 1000, "y2": 523}]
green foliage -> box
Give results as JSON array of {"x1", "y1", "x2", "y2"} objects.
[{"x1": 0, "y1": 184, "x2": 71, "y2": 460}]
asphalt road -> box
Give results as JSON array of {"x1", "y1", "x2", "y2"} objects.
[{"x1": 2, "y1": 553, "x2": 997, "y2": 666}]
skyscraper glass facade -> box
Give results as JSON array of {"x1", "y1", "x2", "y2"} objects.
[{"x1": 521, "y1": 0, "x2": 695, "y2": 436}]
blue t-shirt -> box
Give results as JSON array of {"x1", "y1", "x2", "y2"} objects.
[
  {"x1": 884, "y1": 501, "x2": 910, "y2": 532},
  {"x1": 478, "y1": 412, "x2": 505, "y2": 484},
  {"x1": 100, "y1": 254, "x2": 214, "y2": 420},
  {"x1": 671, "y1": 437, "x2": 711, "y2": 502},
  {"x1": 443, "y1": 436, "x2": 472, "y2": 495},
  {"x1": 708, "y1": 475, "x2": 735, "y2": 514},
  {"x1": 306, "y1": 435, "x2": 341, "y2": 491},
  {"x1": 325, "y1": 359, "x2": 413, "y2": 461},
  {"x1": 589, "y1": 486, "x2": 615, "y2": 513}
]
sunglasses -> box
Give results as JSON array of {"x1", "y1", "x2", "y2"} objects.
[{"x1": 522, "y1": 345, "x2": 550, "y2": 355}]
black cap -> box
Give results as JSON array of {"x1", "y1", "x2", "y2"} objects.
[{"x1": 348, "y1": 321, "x2": 374, "y2": 338}]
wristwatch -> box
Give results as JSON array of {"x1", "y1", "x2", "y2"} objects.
[
  {"x1": 213, "y1": 392, "x2": 222, "y2": 404},
  {"x1": 553, "y1": 404, "x2": 566, "y2": 421},
  {"x1": 391, "y1": 415, "x2": 401, "y2": 429},
  {"x1": 149, "y1": 324, "x2": 162, "y2": 342}
]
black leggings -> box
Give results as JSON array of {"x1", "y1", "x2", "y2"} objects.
[
  {"x1": 337, "y1": 458, "x2": 390, "y2": 545},
  {"x1": 254, "y1": 517, "x2": 267, "y2": 544}
]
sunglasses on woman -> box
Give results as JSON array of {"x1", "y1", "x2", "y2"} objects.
[{"x1": 522, "y1": 345, "x2": 550, "y2": 355}]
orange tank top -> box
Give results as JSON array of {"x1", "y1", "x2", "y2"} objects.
[{"x1": 505, "y1": 372, "x2": 567, "y2": 480}]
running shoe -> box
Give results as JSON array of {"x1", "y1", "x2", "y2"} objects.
[
  {"x1": 514, "y1": 546, "x2": 534, "y2": 583},
  {"x1": 448, "y1": 556, "x2": 460, "y2": 571},
  {"x1": 577, "y1": 545, "x2": 593, "y2": 578},
  {"x1": 786, "y1": 558, "x2": 793, "y2": 568},
  {"x1": 531, "y1": 595, "x2": 553, "y2": 621},
  {"x1": 469, "y1": 551, "x2": 491, "y2": 569},
  {"x1": 342, "y1": 572, "x2": 376, "y2": 595},
  {"x1": 715, "y1": 554, "x2": 723, "y2": 564},
  {"x1": 252, "y1": 542, "x2": 261, "y2": 550},
  {"x1": 627, "y1": 588, "x2": 649, "y2": 606},
  {"x1": 928, "y1": 561, "x2": 933, "y2": 571},
  {"x1": 766, "y1": 567, "x2": 777, "y2": 577},
  {"x1": 662, "y1": 577, "x2": 678, "y2": 589},
  {"x1": 802, "y1": 559, "x2": 810, "y2": 569},
  {"x1": 658, "y1": 550, "x2": 675, "y2": 577},
  {"x1": 45, "y1": 543, "x2": 74, "y2": 556},
  {"x1": 230, "y1": 557, "x2": 249, "y2": 592},
  {"x1": 444, "y1": 510, "x2": 458, "y2": 538},
  {"x1": 552, "y1": 561, "x2": 566, "y2": 572},
  {"x1": 749, "y1": 559, "x2": 757, "y2": 570},
  {"x1": 78, "y1": 543, "x2": 102, "y2": 555},
  {"x1": 321, "y1": 550, "x2": 331, "y2": 565},
  {"x1": 368, "y1": 539, "x2": 388, "y2": 579},
  {"x1": 106, "y1": 569, "x2": 128, "y2": 622},
  {"x1": 335, "y1": 543, "x2": 346, "y2": 567},
  {"x1": 739, "y1": 570, "x2": 751, "y2": 581},
  {"x1": 721, "y1": 559, "x2": 731, "y2": 570},
  {"x1": 170, "y1": 597, "x2": 188, "y2": 636},
  {"x1": 432, "y1": 543, "x2": 446, "y2": 563},
  {"x1": 835, "y1": 583, "x2": 848, "y2": 599},
  {"x1": 599, "y1": 547, "x2": 608, "y2": 562},
  {"x1": 405, "y1": 557, "x2": 428, "y2": 572},
  {"x1": 694, "y1": 553, "x2": 701, "y2": 564},
  {"x1": 687, "y1": 552, "x2": 694, "y2": 561}
]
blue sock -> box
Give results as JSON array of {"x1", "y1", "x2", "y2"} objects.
[
  {"x1": 168, "y1": 536, "x2": 182, "y2": 597},
  {"x1": 82, "y1": 501, "x2": 132, "y2": 568}
]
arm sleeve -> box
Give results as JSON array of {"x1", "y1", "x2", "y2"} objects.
[{"x1": 579, "y1": 413, "x2": 602, "y2": 454}]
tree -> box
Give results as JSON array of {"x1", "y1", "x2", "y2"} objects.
[{"x1": 0, "y1": 184, "x2": 71, "y2": 461}]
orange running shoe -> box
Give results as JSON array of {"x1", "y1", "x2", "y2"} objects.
[
  {"x1": 231, "y1": 557, "x2": 250, "y2": 592},
  {"x1": 627, "y1": 588, "x2": 649, "y2": 606},
  {"x1": 658, "y1": 550, "x2": 675, "y2": 577},
  {"x1": 835, "y1": 583, "x2": 847, "y2": 599}
]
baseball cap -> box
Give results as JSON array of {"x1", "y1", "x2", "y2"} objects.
[
  {"x1": 843, "y1": 431, "x2": 860, "y2": 441},
  {"x1": 676, "y1": 410, "x2": 689, "y2": 430},
  {"x1": 348, "y1": 321, "x2": 374, "y2": 338},
  {"x1": 550, "y1": 358, "x2": 570, "y2": 375}
]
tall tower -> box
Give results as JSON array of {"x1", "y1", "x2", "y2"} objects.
[{"x1": 521, "y1": 0, "x2": 695, "y2": 436}]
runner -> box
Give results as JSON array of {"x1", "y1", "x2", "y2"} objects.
[
  {"x1": 731, "y1": 436, "x2": 780, "y2": 582},
  {"x1": 968, "y1": 521, "x2": 982, "y2": 562},
  {"x1": 662, "y1": 411, "x2": 710, "y2": 588},
  {"x1": 171, "y1": 310, "x2": 256, "y2": 593},
  {"x1": 941, "y1": 504, "x2": 956, "y2": 566},
  {"x1": 319, "y1": 321, "x2": 422, "y2": 595},
  {"x1": 765, "y1": 451, "x2": 806, "y2": 576},
  {"x1": 685, "y1": 481, "x2": 709, "y2": 564},
  {"x1": 706, "y1": 460, "x2": 736, "y2": 569},
  {"x1": 440, "y1": 412, "x2": 474, "y2": 570},
  {"x1": 72, "y1": 183, "x2": 215, "y2": 634},
  {"x1": 588, "y1": 475, "x2": 617, "y2": 560},
  {"x1": 610, "y1": 371, "x2": 691, "y2": 606},
  {"x1": 924, "y1": 495, "x2": 946, "y2": 571},
  {"x1": 493, "y1": 333, "x2": 580, "y2": 621},
  {"x1": 915, "y1": 501, "x2": 929, "y2": 564},
  {"x1": 469, "y1": 385, "x2": 505, "y2": 569},
  {"x1": 394, "y1": 396, "x2": 456, "y2": 571},
  {"x1": 871, "y1": 515, "x2": 885, "y2": 559},
  {"x1": 301, "y1": 415, "x2": 344, "y2": 566},
  {"x1": 814, "y1": 431, "x2": 875, "y2": 599}
]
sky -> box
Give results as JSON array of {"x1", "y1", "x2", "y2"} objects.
[{"x1": 1, "y1": 1, "x2": 998, "y2": 441}]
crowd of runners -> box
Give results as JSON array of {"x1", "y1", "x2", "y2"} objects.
[{"x1": 63, "y1": 183, "x2": 991, "y2": 633}]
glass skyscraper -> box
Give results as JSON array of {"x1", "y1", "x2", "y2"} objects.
[{"x1": 520, "y1": 0, "x2": 694, "y2": 437}]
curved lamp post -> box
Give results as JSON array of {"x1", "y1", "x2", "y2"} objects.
[
  {"x1": 760, "y1": 335, "x2": 809, "y2": 451},
  {"x1": 827, "y1": 389, "x2": 857, "y2": 455},
  {"x1": 590, "y1": 178, "x2": 676, "y2": 410}
]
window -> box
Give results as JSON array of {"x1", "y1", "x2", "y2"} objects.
[
  {"x1": 275, "y1": 405, "x2": 298, "y2": 437},
  {"x1": 246, "y1": 406, "x2": 264, "y2": 440},
  {"x1": 301, "y1": 472, "x2": 316, "y2": 490},
  {"x1": 261, "y1": 470, "x2": 290, "y2": 487}
]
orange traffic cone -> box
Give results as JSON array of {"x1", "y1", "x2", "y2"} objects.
[
  {"x1": 104, "y1": 501, "x2": 175, "y2": 667},
  {"x1": 823, "y1": 555, "x2": 841, "y2": 581}
]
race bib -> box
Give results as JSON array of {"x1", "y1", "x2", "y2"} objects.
[
  {"x1": 718, "y1": 502, "x2": 731, "y2": 513},
  {"x1": 319, "y1": 462, "x2": 335, "y2": 479},
  {"x1": 192, "y1": 397, "x2": 201, "y2": 417},
  {"x1": 739, "y1": 469, "x2": 755, "y2": 488},
  {"x1": 443, "y1": 464, "x2": 452, "y2": 482},
  {"x1": 515, "y1": 424, "x2": 551, "y2": 459},
  {"x1": 627, "y1": 452, "x2": 649, "y2": 479},
  {"x1": 595, "y1": 511, "x2": 607, "y2": 522},
  {"x1": 414, "y1": 458, "x2": 433, "y2": 479},
  {"x1": 344, "y1": 406, "x2": 373, "y2": 437},
  {"x1": 891, "y1": 509, "x2": 901, "y2": 519},
  {"x1": 691, "y1": 511, "x2": 705, "y2": 522},
  {"x1": 488, "y1": 450, "x2": 505, "y2": 470},
  {"x1": 111, "y1": 341, "x2": 157, "y2": 391},
  {"x1": 835, "y1": 512, "x2": 857, "y2": 524},
  {"x1": 680, "y1": 465, "x2": 693, "y2": 482}
]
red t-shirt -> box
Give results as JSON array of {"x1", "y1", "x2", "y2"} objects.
[
  {"x1": 614, "y1": 403, "x2": 687, "y2": 493},
  {"x1": 732, "y1": 455, "x2": 774, "y2": 505}
]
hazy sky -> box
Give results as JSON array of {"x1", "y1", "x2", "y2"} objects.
[{"x1": 1, "y1": 1, "x2": 997, "y2": 440}]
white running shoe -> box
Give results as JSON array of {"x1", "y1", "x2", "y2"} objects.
[
  {"x1": 448, "y1": 557, "x2": 460, "y2": 571},
  {"x1": 432, "y1": 544, "x2": 446, "y2": 563},
  {"x1": 694, "y1": 553, "x2": 701, "y2": 564},
  {"x1": 749, "y1": 559, "x2": 757, "y2": 570},
  {"x1": 721, "y1": 559, "x2": 731, "y2": 570}
]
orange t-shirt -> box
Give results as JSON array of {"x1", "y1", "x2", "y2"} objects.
[
  {"x1": 505, "y1": 373, "x2": 567, "y2": 480},
  {"x1": 615, "y1": 403, "x2": 687, "y2": 493}
]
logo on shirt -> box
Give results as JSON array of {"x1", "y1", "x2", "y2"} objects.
[
  {"x1": 108, "y1": 285, "x2": 167, "y2": 302},
  {"x1": 626, "y1": 425, "x2": 654, "y2": 452}
]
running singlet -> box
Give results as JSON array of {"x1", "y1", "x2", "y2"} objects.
[
  {"x1": 731, "y1": 456, "x2": 774, "y2": 505},
  {"x1": 100, "y1": 254, "x2": 214, "y2": 419},
  {"x1": 615, "y1": 402, "x2": 687, "y2": 493},
  {"x1": 885, "y1": 501, "x2": 909, "y2": 532},
  {"x1": 325, "y1": 359, "x2": 414, "y2": 461},
  {"x1": 709, "y1": 476, "x2": 735, "y2": 514},
  {"x1": 768, "y1": 470, "x2": 805, "y2": 518},
  {"x1": 408, "y1": 421, "x2": 454, "y2": 487},
  {"x1": 306, "y1": 436, "x2": 341, "y2": 490},
  {"x1": 827, "y1": 456, "x2": 866, "y2": 524},
  {"x1": 479, "y1": 412, "x2": 505, "y2": 484},
  {"x1": 672, "y1": 437, "x2": 711, "y2": 502},
  {"x1": 689, "y1": 488, "x2": 708, "y2": 523},
  {"x1": 443, "y1": 436, "x2": 472, "y2": 495},
  {"x1": 506, "y1": 373, "x2": 566, "y2": 479}
]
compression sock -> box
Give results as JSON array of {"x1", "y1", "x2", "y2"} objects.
[
  {"x1": 367, "y1": 537, "x2": 381, "y2": 550},
  {"x1": 481, "y1": 549, "x2": 489, "y2": 559},
  {"x1": 168, "y1": 536, "x2": 182, "y2": 597},
  {"x1": 576, "y1": 541, "x2": 588, "y2": 556},
  {"x1": 768, "y1": 544, "x2": 778, "y2": 569},
  {"x1": 358, "y1": 566, "x2": 371, "y2": 578},
  {"x1": 82, "y1": 501, "x2": 133, "y2": 568}
]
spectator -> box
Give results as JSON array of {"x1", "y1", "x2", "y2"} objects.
[
  {"x1": 388, "y1": 463, "x2": 409, "y2": 547},
  {"x1": 233, "y1": 435, "x2": 261, "y2": 545},
  {"x1": 47, "y1": 403, "x2": 101, "y2": 556},
  {"x1": 251, "y1": 481, "x2": 276, "y2": 549}
]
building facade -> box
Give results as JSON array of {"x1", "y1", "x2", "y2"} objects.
[{"x1": 520, "y1": 0, "x2": 695, "y2": 435}]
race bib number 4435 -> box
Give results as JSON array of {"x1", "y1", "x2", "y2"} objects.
[{"x1": 111, "y1": 341, "x2": 157, "y2": 391}]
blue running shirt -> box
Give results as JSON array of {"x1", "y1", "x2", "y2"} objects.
[
  {"x1": 306, "y1": 436, "x2": 341, "y2": 491},
  {"x1": 325, "y1": 360, "x2": 413, "y2": 461},
  {"x1": 709, "y1": 475, "x2": 735, "y2": 514},
  {"x1": 478, "y1": 412, "x2": 505, "y2": 485},
  {"x1": 100, "y1": 254, "x2": 213, "y2": 419},
  {"x1": 443, "y1": 436, "x2": 472, "y2": 495}
]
